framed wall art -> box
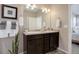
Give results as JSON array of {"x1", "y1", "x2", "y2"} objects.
[
  {"x1": 11, "y1": 22, "x2": 16, "y2": 29},
  {"x1": 0, "y1": 21, "x2": 6, "y2": 30},
  {"x1": 1, "y1": 4, "x2": 17, "y2": 19}
]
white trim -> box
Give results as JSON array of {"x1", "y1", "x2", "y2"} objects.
[
  {"x1": 68, "y1": 4, "x2": 72, "y2": 54},
  {"x1": 19, "y1": 51, "x2": 27, "y2": 54},
  {"x1": 19, "y1": 52, "x2": 24, "y2": 54},
  {"x1": 58, "y1": 48, "x2": 69, "y2": 54},
  {"x1": 19, "y1": 48, "x2": 69, "y2": 54}
]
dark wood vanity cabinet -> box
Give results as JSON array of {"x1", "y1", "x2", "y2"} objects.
[
  {"x1": 23, "y1": 32, "x2": 59, "y2": 54},
  {"x1": 43, "y1": 34, "x2": 50, "y2": 53},
  {"x1": 50, "y1": 33, "x2": 59, "y2": 51},
  {"x1": 23, "y1": 34, "x2": 43, "y2": 54},
  {"x1": 27, "y1": 35, "x2": 43, "y2": 54}
]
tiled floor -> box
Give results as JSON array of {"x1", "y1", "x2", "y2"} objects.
[
  {"x1": 72, "y1": 33, "x2": 79, "y2": 54},
  {"x1": 47, "y1": 50, "x2": 65, "y2": 54},
  {"x1": 23, "y1": 49, "x2": 65, "y2": 54},
  {"x1": 72, "y1": 43, "x2": 79, "y2": 54}
]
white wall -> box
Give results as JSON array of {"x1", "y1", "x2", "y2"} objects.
[
  {"x1": 50, "y1": 5, "x2": 70, "y2": 53},
  {"x1": 0, "y1": 4, "x2": 71, "y2": 54},
  {"x1": 0, "y1": 4, "x2": 23, "y2": 54}
]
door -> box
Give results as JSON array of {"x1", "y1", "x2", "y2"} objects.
[
  {"x1": 50, "y1": 32, "x2": 59, "y2": 51},
  {"x1": 27, "y1": 35, "x2": 43, "y2": 54}
]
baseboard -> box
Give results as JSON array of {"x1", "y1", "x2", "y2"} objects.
[
  {"x1": 19, "y1": 51, "x2": 27, "y2": 54},
  {"x1": 19, "y1": 48, "x2": 69, "y2": 54},
  {"x1": 58, "y1": 48, "x2": 69, "y2": 54},
  {"x1": 19, "y1": 52, "x2": 24, "y2": 54}
]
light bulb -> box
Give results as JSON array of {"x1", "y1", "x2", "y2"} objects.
[
  {"x1": 42, "y1": 9, "x2": 45, "y2": 12},
  {"x1": 26, "y1": 4, "x2": 31, "y2": 9},
  {"x1": 32, "y1": 4, "x2": 36, "y2": 8},
  {"x1": 44, "y1": 8, "x2": 47, "y2": 11},
  {"x1": 48, "y1": 9, "x2": 50, "y2": 12},
  {"x1": 44, "y1": 8, "x2": 48, "y2": 13},
  {"x1": 31, "y1": 4, "x2": 37, "y2": 10},
  {"x1": 26, "y1": 6, "x2": 29, "y2": 9},
  {"x1": 45, "y1": 10, "x2": 48, "y2": 13},
  {"x1": 31, "y1": 7, "x2": 34, "y2": 10},
  {"x1": 27, "y1": 4, "x2": 31, "y2": 7}
]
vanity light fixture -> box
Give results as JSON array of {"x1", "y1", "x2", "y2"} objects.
[
  {"x1": 26, "y1": 4, "x2": 31, "y2": 9},
  {"x1": 48, "y1": 9, "x2": 50, "y2": 12},
  {"x1": 26, "y1": 4, "x2": 37, "y2": 10},
  {"x1": 44, "y1": 8, "x2": 48, "y2": 13},
  {"x1": 27, "y1": 4, "x2": 31, "y2": 7},
  {"x1": 42, "y1": 9, "x2": 45, "y2": 12},
  {"x1": 42, "y1": 8, "x2": 50, "y2": 13},
  {"x1": 31, "y1": 7, "x2": 34, "y2": 10},
  {"x1": 26, "y1": 6, "x2": 29, "y2": 9},
  {"x1": 31, "y1": 4, "x2": 37, "y2": 10},
  {"x1": 32, "y1": 4, "x2": 37, "y2": 8},
  {"x1": 26, "y1": 4, "x2": 50, "y2": 13}
]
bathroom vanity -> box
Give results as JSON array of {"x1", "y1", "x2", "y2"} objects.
[
  {"x1": 23, "y1": 5, "x2": 60, "y2": 54},
  {"x1": 23, "y1": 31, "x2": 59, "y2": 54}
]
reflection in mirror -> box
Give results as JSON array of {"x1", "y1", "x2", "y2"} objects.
[
  {"x1": 23, "y1": 5, "x2": 43, "y2": 31},
  {"x1": 23, "y1": 4, "x2": 52, "y2": 32},
  {"x1": 28, "y1": 16, "x2": 42, "y2": 31}
]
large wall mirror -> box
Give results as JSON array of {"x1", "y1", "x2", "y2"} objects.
[
  {"x1": 28, "y1": 16, "x2": 42, "y2": 31},
  {"x1": 23, "y1": 4, "x2": 43, "y2": 31},
  {"x1": 23, "y1": 4, "x2": 57, "y2": 31}
]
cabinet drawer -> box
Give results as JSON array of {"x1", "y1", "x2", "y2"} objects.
[
  {"x1": 43, "y1": 34, "x2": 50, "y2": 38},
  {"x1": 27, "y1": 34, "x2": 43, "y2": 39},
  {"x1": 50, "y1": 32, "x2": 59, "y2": 37}
]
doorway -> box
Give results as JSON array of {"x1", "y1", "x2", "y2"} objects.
[{"x1": 71, "y1": 4, "x2": 79, "y2": 54}]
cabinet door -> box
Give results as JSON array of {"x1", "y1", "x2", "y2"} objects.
[
  {"x1": 50, "y1": 32, "x2": 59, "y2": 51},
  {"x1": 53, "y1": 33, "x2": 59, "y2": 48},
  {"x1": 23, "y1": 34, "x2": 27, "y2": 53},
  {"x1": 27, "y1": 37, "x2": 43, "y2": 54},
  {"x1": 43, "y1": 34, "x2": 50, "y2": 53}
]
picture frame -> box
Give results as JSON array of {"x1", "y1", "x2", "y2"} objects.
[
  {"x1": 0, "y1": 21, "x2": 6, "y2": 30},
  {"x1": 11, "y1": 22, "x2": 16, "y2": 29},
  {"x1": 1, "y1": 4, "x2": 17, "y2": 19}
]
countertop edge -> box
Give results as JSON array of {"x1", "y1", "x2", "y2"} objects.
[{"x1": 23, "y1": 31, "x2": 59, "y2": 35}]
